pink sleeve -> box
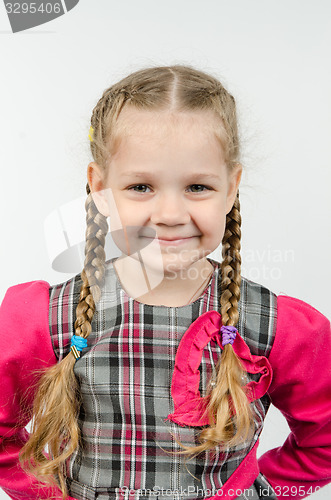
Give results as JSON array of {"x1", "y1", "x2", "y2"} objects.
[
  {"x1": 0, "y1": 281, "x2": 73, "y2": 500},
  {"x1": 258, "y1": 295, "x2": 331, "y2": 499}
]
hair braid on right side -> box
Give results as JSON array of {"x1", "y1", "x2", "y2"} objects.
[
  {"x1": 74, "y1": 184, "x2": 109, "y2": 339},
  {"x1": 19, "y1": 185, "x2": 109, "y2": 497}
]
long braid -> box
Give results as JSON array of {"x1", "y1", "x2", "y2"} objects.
[
  {"x1": 20, "y1": 185, "x2": 108, "y2": 497},
  {"x1": 220, "y1": 191, "x2": 242, "y2": 326},
  {"x1": 207, "y1": 190, "x2": 254, "y2": 447},
  {"x1": 74, "y1": 184, "x2": 108, "y2": 339}
]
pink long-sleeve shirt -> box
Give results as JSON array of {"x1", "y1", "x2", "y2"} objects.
[{"x1": 0, "y1": 280, "x2": 330, "y2": 500}]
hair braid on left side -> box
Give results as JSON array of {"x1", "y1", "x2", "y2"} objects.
[
  {"x1": 74, "y1": 184, "x2": 108, "y2": 338},
  {"x1": 204, "y1": 190, "x2": 254, "y2": 449},
  {"x1": 175, "y1": 192, "x2": 254, "y2": 457},
  {"x1": 19, "y1": 185, "x2": 109, "y2": 497}
]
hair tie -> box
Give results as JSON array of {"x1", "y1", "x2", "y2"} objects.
[
  {"x1": 70, "y1": 335, "x2": 88, "y2": 360},
  {"x1": 88, "y1": 126, "x2": 94, "y2": 143},
  {"x1": 220, "y1": 325, "x2": 238, "y2": 346}
]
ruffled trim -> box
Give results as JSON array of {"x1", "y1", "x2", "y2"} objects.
[{"x1": 167, "y1": 310, "x2": 272, "y2": 427}]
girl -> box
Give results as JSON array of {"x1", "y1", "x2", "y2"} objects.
[{"x1": 0, "y1": 65, "x2": 330, "y2": 500}]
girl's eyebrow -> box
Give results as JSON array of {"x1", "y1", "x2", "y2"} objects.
[{"x1": 121, "y1": 171, "x2": 221, "y2": 180}]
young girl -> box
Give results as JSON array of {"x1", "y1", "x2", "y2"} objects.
[{"x1": 0, "y1": 65, "x2": 330, "y2": 500}]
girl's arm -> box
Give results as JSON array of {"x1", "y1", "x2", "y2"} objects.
[
  {"x1": 258, "y1": 295, "x2": 331, "y2": 500},
  {"x1": 0, "y1": 281, "x2": 68, "y2": 500}
]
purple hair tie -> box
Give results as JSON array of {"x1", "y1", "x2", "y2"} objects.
[{"x1": 220, "y1": 325, "x2": 238, "y2": 346}]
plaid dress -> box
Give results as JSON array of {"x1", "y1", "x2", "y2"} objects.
[{"x1": 49, "y1": 258, "x2": 278, "y2": 500}]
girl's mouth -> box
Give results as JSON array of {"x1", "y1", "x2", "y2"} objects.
[{"x1": 156, "y1": 237, "x2": 195, "y2": 246}]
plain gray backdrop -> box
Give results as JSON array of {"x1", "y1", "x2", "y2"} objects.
[{"x1": 0, "y1": 0, "x2": 330, "y2": 498}]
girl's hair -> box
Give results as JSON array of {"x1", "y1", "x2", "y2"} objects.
[{"x1": 20, "y1": 64, "x2": 253, "y2": 496}]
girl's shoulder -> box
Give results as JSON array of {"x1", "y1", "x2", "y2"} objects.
[
  {"x1": 241, "y1": 276, "x2": 331, "y2": 381},
  {"x1": 0, "y1": 272, "x2": 81, "y2": 334},
  {"x1": 0, "y1": 280, "x2": 57, "y2": 376},
  {"x1": 0, "y1": 279, "x2": 51, "y2": 326},
  {"x1": 238, "y1": 275, "x2": 330, "y2": 359},
  {"x1": 240, "y1": 274, "x2": 329, "y2": 326},
  {"x1": 0, "y1": 274, "x2": 80, "y2": 361},
  {"x1": 272, "y1": 292, "x2": 330, "y2": 359}
]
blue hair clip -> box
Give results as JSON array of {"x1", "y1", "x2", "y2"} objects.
[{"x1": 70, "y1": 335, "x2": 88, "y2": 360}]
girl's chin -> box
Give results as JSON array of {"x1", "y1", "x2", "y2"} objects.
[
  {"x1": 143, "y1": 254, "x2": 207, "y2": 276},
  {"x1": 118, "y1": 242, "x2": 210, "y2": 271}
]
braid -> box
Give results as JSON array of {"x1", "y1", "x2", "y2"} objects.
[
  {"x1": 74, "y1": 185, "x2": 108, "y2": 340},
  {"x1": 220, "y1": 190, "x2": 241, "y2": 325},
  {"x1": 20, "y1": 185, "x2": 109, "y2": 497},
  {"x1": 200, "y1": 191, "x2": 254, "y2": 450}
]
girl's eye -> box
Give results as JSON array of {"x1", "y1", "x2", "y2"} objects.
[
  {"x1": 129, "y1": 184, "x2": 151, "y2": 193},
  {"x1": 188, "y1": 184, "x2": 210, "y2": 193},
  {"x1": 128, "y1": 184, "x2": 211, "y2": 194}
]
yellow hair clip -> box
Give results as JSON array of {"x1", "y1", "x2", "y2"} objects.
[{"x1": 88, "y1": 126, "x2": 94, "y2": 142}]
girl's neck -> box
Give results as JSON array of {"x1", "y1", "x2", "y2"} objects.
[{"x1": 113, "y1": 256, "x2": 215, "y2": 307}]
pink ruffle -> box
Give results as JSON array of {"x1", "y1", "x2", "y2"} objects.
[{"x1": 167, "y1": 310, "x2": 272, "y2": 427}]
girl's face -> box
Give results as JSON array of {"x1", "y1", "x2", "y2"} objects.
[{"x1": 88, "y1": 107, "x2": 242, "y2": 276}]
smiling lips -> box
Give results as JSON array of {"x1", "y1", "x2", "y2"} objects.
[
  {"x1": 158, "y1": 238, "x2": 192, "y2": 246},
  {"x1": 147, "y1": 236, "x2": 197, "y2": 246}
]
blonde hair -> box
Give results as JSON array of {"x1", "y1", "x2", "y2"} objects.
[{"x1": 20, "y1": 64, "x2": 253, "y2": 496}]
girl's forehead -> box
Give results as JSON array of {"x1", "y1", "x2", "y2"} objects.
[
  {"x1": 114, "y1": 106, "x2": 224, "y2": 141},
  {"x1": 107, "y1": 106, "x2": 227, "y2": 169},
  {"x1": 105, "y1": 110, "x2": 228, "y2": 182}
]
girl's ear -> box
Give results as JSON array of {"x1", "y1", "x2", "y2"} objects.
[
  {"x1": 87, "y1": 162, "x2": 110, "y2": 217},
  {"x1": 225, "y1": 163, "x2": 242, "y2": 214}
]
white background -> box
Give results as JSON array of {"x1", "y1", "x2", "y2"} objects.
[{"x1": 0, "y1": 0, "x2": 330, "y2": 498}]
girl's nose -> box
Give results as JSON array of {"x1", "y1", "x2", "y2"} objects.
[{"x1": 150, "y1": 192, "x2": 190, "y2": 226}]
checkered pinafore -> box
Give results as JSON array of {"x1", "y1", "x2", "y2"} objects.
[{"x1": 49, "y1": 258, "x2": 278, "y2": 500}]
